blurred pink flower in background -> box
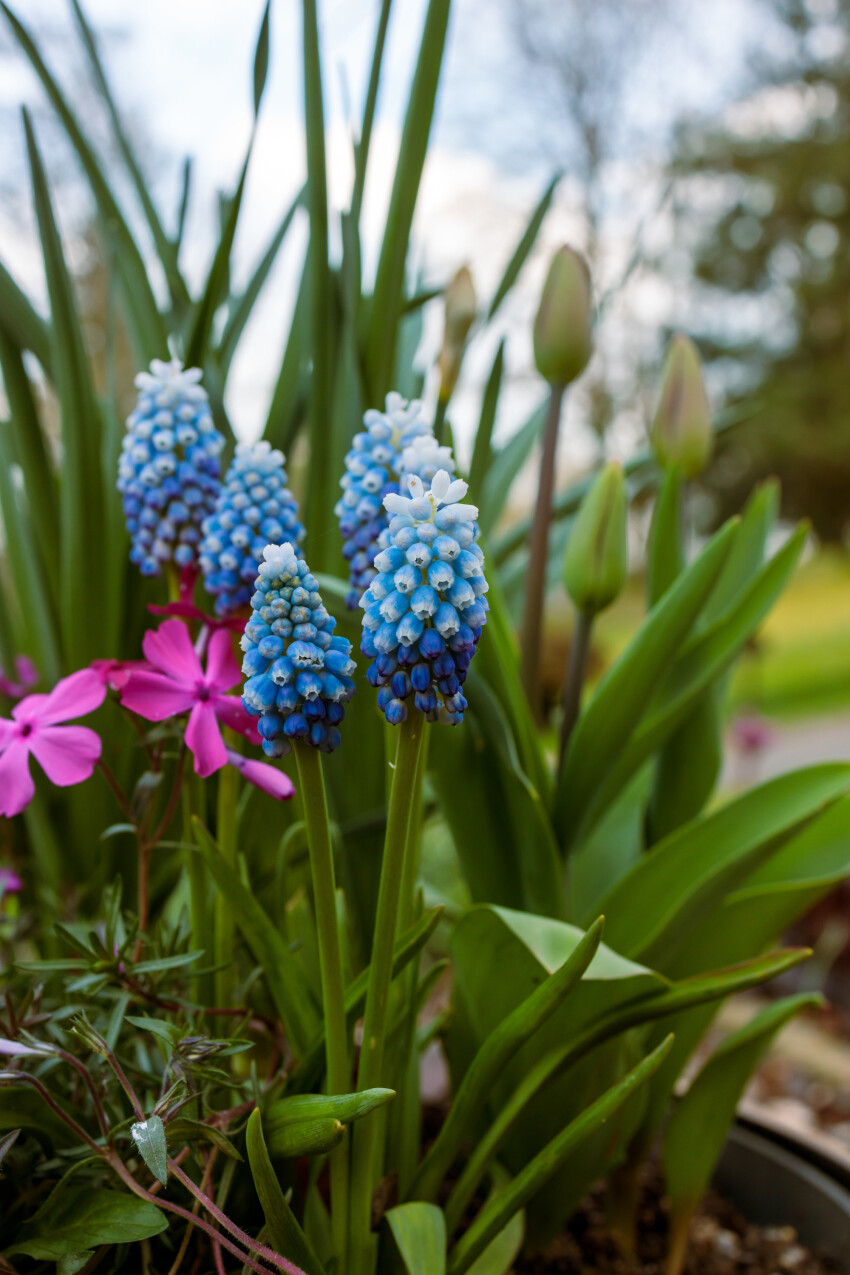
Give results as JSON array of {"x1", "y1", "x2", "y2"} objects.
[
  {"x1": 0, "y1": 669, "x2": 106, "y2": 817},
  {"x1": 119, "y1": 620, "x2": 261, "y2": 777},
  {"x1": 0, "y1": 656, "x2": 38, "y2": 700},
  {"x1": 0, "y1": 866, "x2": 23, "y2": 896}
]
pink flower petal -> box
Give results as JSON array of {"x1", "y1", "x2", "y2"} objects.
[
  {"x1": 205, "y1": 628, "x2": 241, "y2": 692},
  {"x1": 225, "y1": 748, "x2": 295, "y2": 801},
  {"x1": 119, "y1": 670, "x2": 197, "y2": 721},
  {"x1": 214, "y1": 695, "x2": 262, "y2": 744},
  {"x1": 142, "y1": 619, "x2": 202, "y2": 685},
  {"x1": 0, "y1": 740, "x2": 35, "y2": 817},
  {"x1": 185, "y1": 700, "x2": 228, "y2": 777},
  {"x1": 90, "y1": 658, "x2": 149, "y2": 691},
  {"x1": 0, "y1": 866, "x2": 23, "y2": 893},
  {"x1": 29, "y1": 669, "x2": 107, "y2": 726},
  {"x1": 0, "y1": 718, "x2": 13, "y2": 749},
  {"x1": 29, "y1": 725, "x2": 101, "y2": 787}
]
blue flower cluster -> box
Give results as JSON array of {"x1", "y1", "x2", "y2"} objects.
[
  {"x1": 117, "y1": 359, "x2": 224, "y2": 577},
  {"x1": 199, "y1": 441, "x2": 305, "y2": 616},
  {"x1": 360, "y1": 470, "x2": 488, "y2": 725},
  {"x1": 336, "y1": 393, "x2": 432, "y2": 609},
  {"x1": 241, "y1": 544, "x2": 356, "y2": 756}
]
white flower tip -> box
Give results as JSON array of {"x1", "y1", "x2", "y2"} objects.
[
  {"x1": 443, "y1": 476, "x2": 469, "y2": 504},
  {"x1": 407, "y1": 475, "x2": 425, "y2": 499},
  {"x1": 383, "y1": 493, "x2": 411, "y2": 516},
  {"x1": 262, "y1": 541, "x2": 299, "y2": 578}
]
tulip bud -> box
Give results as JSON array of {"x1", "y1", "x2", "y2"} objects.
[
  {"x1": 533, "y1": 246, "x2": 593, "y2": 387},
  {"x1": 562, "y1": 462, "x2": 627, "y2": 616},
  {"x1": 438, "y1": 267, "x2": 477, "y2": 402},
  {"x1": 650, "y1": 334, "x2": 712, "y2": 479}
]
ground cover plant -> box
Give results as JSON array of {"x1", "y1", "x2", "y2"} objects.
[{"x1": 2, "y1": 3, "x2": 850, "y2": 1274}]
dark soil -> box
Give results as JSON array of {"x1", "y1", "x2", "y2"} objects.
[{"x1": 513, "y1": 1171, "x2": 839, "y2": 1275}]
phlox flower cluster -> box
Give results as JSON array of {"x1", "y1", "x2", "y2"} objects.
[
  {"x1": 241, "y1": 544, "x2": 356, "y2": 757},
  {"x1": 200, "y1": 441, "x2": 304, "y2": 615},
  {"x1": 117, "y1": 359, "x2": 224, "y2": 577},
  {"x1": 360, "y1": 469, "x2": 488, "y2": 725}
]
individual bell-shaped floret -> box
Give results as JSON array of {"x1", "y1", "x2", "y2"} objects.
[
  {"x1": 199, "y1": 441, "x2": 305, "y2": 616},
  {"x1": 335, "y1": 393, "x2": 432, "y2": 609},
  {"x1": 241, "y1": 543, "x2": 356, "y2": 757},
  {"x1": 360, "y1": 470, "x2": 489, "y2": 726},
  {"x1": 117, "y1": 358, "x2": 224, "y2": 577}
]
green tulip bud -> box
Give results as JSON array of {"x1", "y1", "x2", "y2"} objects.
[
  {"x1": 438, "y1": 266, "x2": 477, "y2": 402},
  {"x1": 265, "y1": 1116, "x2": 345, "y2": 1159},
  {"x1": 650, "y1": 334, "x2": 712, "y2": 478},
  {"x1": 533, "y1": 246, "x2": 593, "y2": 387},
  {"x1": 562, "y1": 461, "x2": 627, "y2": 615}
]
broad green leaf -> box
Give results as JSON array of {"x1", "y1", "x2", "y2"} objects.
[
  {"x1": 579, "y1": 523, "x2": 807, "y2": 843},
  {"x1": 554, "y1": 519, "x2": 738, "y2": 848},
  {"x1": 364, "y1": 0, "x2": 450, "y2": 399},
  {"x1": 468, "y1": 340, "x2": 504, "y2": 494},
  {"x1": 446, "y1": 1037, "x2": 673, "y2": 1275},
  {"x1": 413, "y1": 918, "x2": 603, "y2": 1201},
  {"x1": 193, "y1": 817, "x2": 320, "y2": 1054},
  {"x1": 598, "y1": 762, "x2": 850, "y2": 968},
  {"x1": 246, "y1": 1110, "x2": 327, "y2": 1275},
  {"x1": 69, "y1": 0, "x2": 188, "y2": 315},
  {"x1": 131, "y1": 1114, "x2": 168, "y2": 1185},
  {"x1": 23, "y1": 110, "x2": 106, "y2": 670},
  {"x1": 647, "y1": 689, "x2": 723, "y2": 845},
  {"x1": 386, "y1": 1202, "x2": 446, "y2": 1275},
  {"x1": 58, "y1": 1255, "x2": 92, "y2": 1275},
  {"x1": 487, "y1": 173, "x2": 560, "y2": 319},
  {"x1": 8, "y1": 1185, "x2": 167, "y2": 1259},
  {"x1": 664, "y1": 994, "x2": 821, "y2": 1273},
  {"x1": 2, "y1": 4, "x2": 166, "y2": 361},
  {"x1": 465, "y1": 1169, "x2": 524, "y2": 1275},
  {"x1": 0, "y1": 256, "x2": 52, "y2": 373}
]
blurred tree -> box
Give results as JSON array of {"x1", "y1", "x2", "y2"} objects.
[{"x1": 669, "y1": 0, "x2": 850, "y2": 540}]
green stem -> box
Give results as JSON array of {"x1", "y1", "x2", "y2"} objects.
[
  {"x1": 349, "y1": 710, "x2": 427, "y2": 1275},
  {"x1": 214, "y1": 751, "x2": 239, "y2": 1008},
  {"x1": 520, "y1": 381, "x2": 566, "y2": 718},
  {"x1": 294, "y1": 741, "x2": 351, "y2": 1267},
  {"x1": 183, "y1": 775, "x2": 213, "y2": 1005},
  {"x1": 558, "y1": 608, "x2": 593, "y2": 776},
  {"x1": 433, "y1": 396, "x2": 448, "y2": 446}
]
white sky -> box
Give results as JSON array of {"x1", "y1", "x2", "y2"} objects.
[{"x1": 0, "y1": 0, "x2": 765, "y2": 468}]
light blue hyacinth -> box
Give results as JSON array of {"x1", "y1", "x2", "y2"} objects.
[
  {"x1": 336, "y1": 393, "x2": 435, "y2": 609},
  {"x1": 199, "y1": 441, "x2": 305, "y2": 616},
  {"x1": 360, "y1": 468, "x2": 488, "y2": 725},
  {"x1": 241, "y1": 543, "x2": 356, "y2": 756},
  {"x1": 117, "y1": 359, "x2": 224, "y2": 577}
]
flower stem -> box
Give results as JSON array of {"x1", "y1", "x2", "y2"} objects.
[
  {"x1": 214, "y1": 746, "x2": 239, "y2": 1008},
  {"x1": 293, "y1": 741, "x2": 351, "y2": 1266},
  {"x1": 558, "y1": 608, "x2": 593, "y2": 776},
  {"x1": 520, "y1": 381, "x2": 566, "y2": 717},
  {"x1": 183, "y1": 774, "x2": 214, "y2": 1005},
  {"x1": 349, "y1": 709, "x2": 427, "y2": 1275}
]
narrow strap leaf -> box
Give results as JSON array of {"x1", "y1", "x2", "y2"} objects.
[{"x1": 487, "y1": 173, "x2": 560, "y2": 319}]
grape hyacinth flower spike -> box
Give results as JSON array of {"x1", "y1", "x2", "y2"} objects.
[
  {"x1": 360, "y1": 469, "x2": 488, "y2": 725},
  {"x1": 117, "y1": 358, "x2": 224, "y2": 577},
  {"x1": 241, "y1": 544, "x2": 356, "y2": 756},
  {"x1": 336, "y1": 393, "x2": 432, "y2": 608},
  {"x1": 200, "y1": 440, "x2": 305, "y2": 615}
]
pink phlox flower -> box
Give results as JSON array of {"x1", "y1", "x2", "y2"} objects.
[
  {"x1": 0, "y1": 669, "x2": 106, "y2": 818},
  {"x1": 148, "y1": 599, "x2": 246, "y2": 634},
  {"x1": 0, "y1": 866, "x2": 23, "y2": 896},
  {"x1": 90, "y1": 658, "x2": 149, "y2": 692},
  {"x1": 225, "y1": 747, "x2": 295, "y2": 801},
  {"x1": 0, "y1": 656, "x2": 39, "y2": 700},
  {"x1": 119, "y1": 619, "x2": 260, "y2": 777}
]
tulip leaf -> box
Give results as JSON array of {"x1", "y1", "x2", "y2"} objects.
[
  {"x1": 385, "y1": 1202, "x2": 447, "y2": 1275},
  {"x1": 465, "y1": 1168, "x2": 524, "y2": 1275},
  {"x1": 0, "y1": 256, "x2": 52, "y2": 373},
  {"x1": 478, "y1": 399, "x2": 547, "y2": 537},
  {"x1": 413, "y1": 917, "x2": 604, "y2": 1202},
  {"x1": 555, "y1": 518, "x2": 738, "y2": 848},
  {"x1": 664, "y1": 994, "x2": 821, "y2": 1274},
  {"x1": 245, "y1": 1109, "x2": 326, "y2": 1275},
  {"x1": 8, "y1": 1185, "x2": 167, "y2": 1259},
  {"x1": 488, "y1": 173, "x2": 560, "y2": 319},
  {"x1": 193, "y1": 817, "x2": 320, "y2": 1054},
  {"x1": 468, "y1": 341, "x2": 504, "y2": 494},
  {"x1": 131, "y1": 1115, "x2": 168, "y2": 1186},
  {"x1": 446, "y1": 1036, "x2": 674, "y2": 1275},
  {"x1": 598, "y1": 762, "x2": 850, "y2": 969}
]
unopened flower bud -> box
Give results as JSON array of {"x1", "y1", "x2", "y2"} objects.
[
  {"x1": 438, "y1": 267, "x2": 476, "y2": 402},
  {"x1": 533, "y1": 246, "x2": 593, "y2": 387},
  {"x1": 650, "y1": 334, "x2": 712, "y2": 478},
  {"x1": 562, "y1": 462, "x2": 627, "y2": 616}
]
